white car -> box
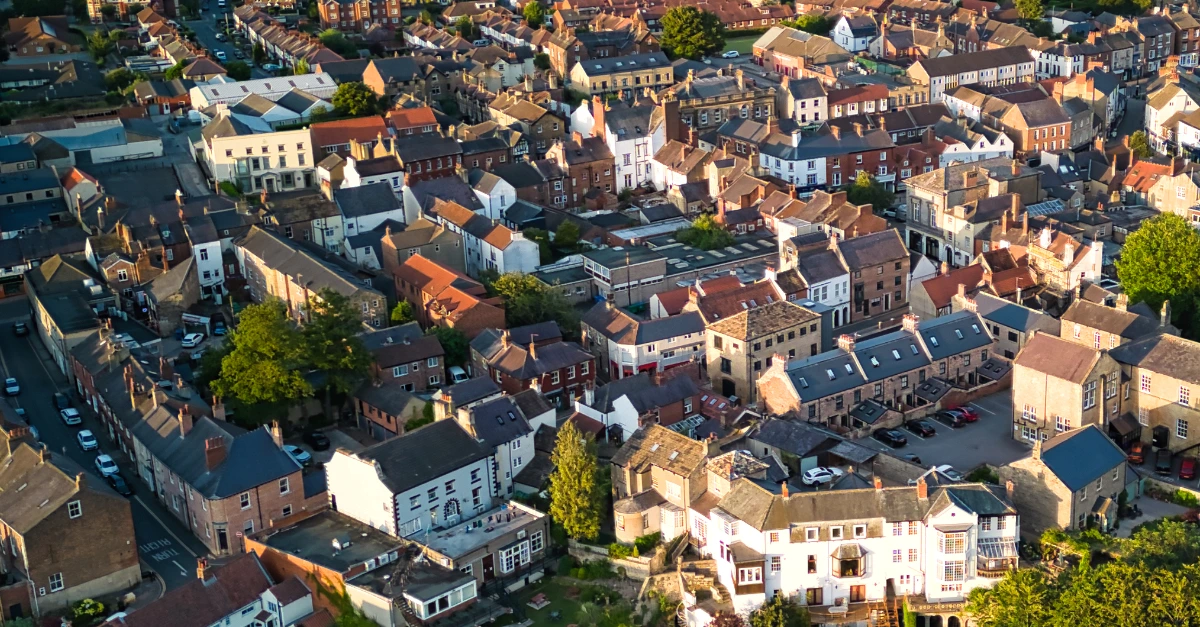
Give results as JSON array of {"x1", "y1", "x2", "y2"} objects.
[
  {"x1": 935, "y1": 465, "x2": 965, "y2": 482},
  {"x1": 3, "y1": 378, "x2": 18, "y2": 396},
  {"x1": 801, "y1": 467, "x2": 845, "y2": 486},
  {"x1": 95, "y1": 455, "x2": 119, "y2": 477},
  {"x1": 448, "y1": 366, "x2": 469, "y2": 384},
  {"x1": 181, "y1": 332, "x2": 205, "y2": 348},
  {"x1": 77, "y1": 430, "x2": 98, "y2": 451},
  {"x1": 60, "y1": 408, "x2": 82, "y2": 426},
  {"x1": 284, "y1": 444, "x2": 311, "y2": 466},
  {"x1": 721, "y1": 50, "x2": 740, "y2": 58},
  {"x1": 262, "y1": 63, "x2": 281, "y2": 72},
  {"x1": 214, "y1": 50, "x2": 227, "y2": 61}
]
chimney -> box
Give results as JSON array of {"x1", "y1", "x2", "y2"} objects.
[
  {"x1": 159, "y1": 355, "x2": 173, "y2": 380},
  {"x1": 212, "y1": 396, "x2": 226, "y2": 421},
  {"x1": 196, "y1": 558, "x2": 209, "y2": 581},
  {"x1": 260, "y1": 188, "x2": 269, "y2": 205},
  {"x1": 873, "y1": 476, "x2": 882, "y2": 491},
  {"x1": 528, "y1": 342, "x2": 538, "y2": 360},
  {"x1": 1094, "y1": 135, "x2": 1104, "y2": 152},
  {"x1": 1063, "y1": 242, "x2": 1074, "y2": 266},
  {"x1": 584, "y1": 381, "x2": 595, "y2": 406},
  {"x1": 502, "y1": 330, "x2": 511, "y2": 348},
  {"x1": 830, "y1": 125, "x2": 841, "y2": 140},
  {"x1": 38, "y1": 447, "x2": 47, "y2": 464},
  {"x1": 853, "y1": 122, "x2": 864, "y2": 137},
  {"x1": 178, "y1": 405, "x2": 193, "y2": 436},
  {"x1": 1162, "y1": 300, "x2": 1173, "y2": 327},
  {"x1": 836, "y1": 334, "x2": 856, "y2": 353},
  {"x1": 1022, "y1": 212, "x2": 1029, "y2": 238},
  {"x1": 781, "y1": 481, "x2": 789, "y2": 497},
  {"x1": 270, "y1": 420, "x2": 283, "y2": 448},
  {"x1": 105, "y1": 195, "x2": 117, "y2": 210},
  {"x1": 957, "y1": 283, "x2": 966, "y2": 299},
  {"x1": 97, "y1": 205, "x2": 105, "y2": 231},
  {"x1": 1004, "y1": 479, "x2": 1014, "y2": 502},
  {"x1": 1010, "y1": 194, "x2": 1020, "y2": 218},
  {"x1": 75, "y1": 472, "x2": 84, "y2": 489},
  {"x1": 1001, "y1": 208, "x2": 1008, "y2": 234},
  {"x1": 939, "y1": 260, "x2": 949, "y2": 275},
  {"x1": 962, "y1": 170, "x2": 979, "y2": 187},
  {"x1": 205, "y1": 437, "x2": 226, "y2": 471},
  {"x1": 916, "y1": 476, "x2": 928, "y2": 500},
  {"x1": 736, "y1": 68, "x2": 745, "y2": 91},
  {"x1": 1040, "y1": 227, "x2": 1052, "y2": 249},
  {"x1": 901, "y1": 313, "x2": 919, "y2": 333},
  {"x1": 1011, "y1": 159, "x2": 1021, "y2": 177},
  {"x1": 175, "y1": 188, "x2": 184, "y2": 206},
  {"x1": 653, "y1": 370, "x2": 665, "y2": 386}
]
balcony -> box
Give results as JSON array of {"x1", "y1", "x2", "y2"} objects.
[{"x1": 977, "y1": 539, "x2": 1018, "y2": 578}]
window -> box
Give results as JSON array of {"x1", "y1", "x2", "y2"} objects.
[
  {"x1": 498, "y1": 541, "x2": 530, "y2": 573},
  {"x1": 805, "y1": 527, "x2": 818, "y2": 541},
  {"x1": 427, "y1": 357, "x2": 438, "y2": 368},
  {"x1": 943, "y1": 561, "x2": 965, "y2": 582},
  {"x1": 49, "y1": 573, "x2": 63, "y2": 593},
  {"x1": 1142, "y1": 374, "x2": 1152, "y2": 392},
  {"x1": 853, "y1": 524, "x2": 866, "y2": 538},
  {"x1": 1055, "y1": 415, "x2": 1069, "y2": 433},
  {"x1": 472, "y1": 487, "x2": 482, "y2": 507},
  {"x1": 531, "y1": 531, "x2": 544, "y2": 553},
  {"x1": 581, "y1": 362, "x2": 589, "y2": 375},
  {"x1": 279, "y1": 477, "x2": 290, "y2": 495},
  {"x1": 831, "y1": 526, "x2": 844, "y2": 540},
  {"x1": 1139, "y1": 407, "x2": 1149, "y2": 426},
  {"x1": 981, "y1": 517, "x2": 991, "y2": 531},
  {"x1": 117, "y1": 269, "x2": 128, "y2": 282},
  {"x1": 428, "y1": 487, "x2": 437, "y2": 501},
  {"x1": 1083, "y1": 381, "x2": 1096, "y2": 409},
  {"x1": 393, "y1": 365, "x2": 408, "y2": 377},
  {"x1": 1178, "y1": 418, "x2": 1189, "y2": 440},
  {"x1": 429, "y1": 375, "x2": 440, "y2": 386},
  {"x1": 737, "y1": 567, "x2": 762, "y2": 584},
  {"x1": 1182, "y1": 386, "x2": 1191, "y2": 406},
  {"x1": 551, "y1": 371, "x2": 560, "y2": 385},
  {"x1": 908, "y1": 548, "x2": 918, "y2": 562},
  {"x1": 68, "y1": 501, "x2": 82, "y2": 519},
  {"x1": 240, "y1": 493, "x2": 251, "y2": 510},
  {"x1": 939, "y1": 532, "x2": 965, "y2": 554},
  {"x1": 892, "y1": 549, "x2": 902, "y2": 563}
]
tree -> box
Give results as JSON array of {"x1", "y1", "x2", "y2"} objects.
[
  {"x1": 491, "y1": 272, "x2": 579, "y2": 338},
  {"x1": 1129, "y1": 130, "x2": 1153, "y2": 158},
  {"x1": 253, "y1": 42, "x2": 267, "y2": 64},
  {"x1": 164, "y1": 58, "x2": 188, "y2": 80},
  {"x1": 965, "y1": 568, "x2": 1053, "y2": 627},
  {"x1": 419, "y1": 8, "x2": 435, "y2": 24},
  {"x1": 88, "y1": 29, "x2": 115, "y2": 61},
  {"x1": 302, "y1": 289, "x2": 373, "y2": 420},
  {"x1": 555, "y1": 220, "x2": 581, "y2": 253},
  {"x1": 127, "y1": 1, "x2": 143, "y2": 13},
  {"x1": 308, "y1": 0, "x2": 320, "y2": 19},
  {"x1": 455, "y1": 15, "x2": 478, "y2": 40},
  {"x1": 195, "y1": 340, "x2": 234, "y2": 393},
  {"x1": 100, "y1": 3, "x2": 117, "y2": 19},
  {"x1": 844, "y1": 170, "x2": 895, "y2": 213},
  {"x1": 214, "y1": 301, "x2": 311, "y2": 415},
  {"x1": 784, "y1": 14, "x2": 832, "y2": 35},
  {"x1": 225, "y1": 60, "x2": 251, "y2": 81},
  {"x1": 534, "y1": 52, "x2": 551, "y2": 71},
  {"x1": 426, "y1": 325, "x2": 469, "y2": 367},
  {"x1": 104, "y1": 68, "x2": 139, "y2": 92},
  {"x1": 1015, "y1": 0, "x2": 1044, "y2": 21},
  {"x1": 660, "y1": 6, "x2": 725, "y2": 60},
  {"x1": 549, "y1": 420, "x2": 602, "y2": 540},
  {"x1": 748, "y1": 594, "x2": 810, "y2": 627},
  {"x1": 675, "y1": 213, "x2": 734, "y2": 251},
  {"x1": 1116, "y1": 213, "x2": 1200, "y2": 335},
  {"x1": 391, "y1": 300, "x2": 416, "y2": 325},
  {"x1": 320, "y1": 28, "x2": 358, "y2": 57},
  {"x1": 295, "y1": 59, "x2": 310, "y2": 75},
  {"x1": 523, "y1": 0, "x2": 545, "y2": 28},
  {"x1": 332, "y1": 81, "x2": 379, "y2": 116}
]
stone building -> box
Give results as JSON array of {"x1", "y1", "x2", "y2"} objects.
[
  {"x1": 1009, "y1": 332, "x2": 1119, "y2": 443},
  {"x1": 706, "y1": 300, "x2": 821, "y2": 403}
]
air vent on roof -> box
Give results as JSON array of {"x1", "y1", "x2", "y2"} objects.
[{"x1": 892, "y1": 350, "x2": 901, "y2": 360}]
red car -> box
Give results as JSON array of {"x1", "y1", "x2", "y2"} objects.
[
  {"x1": 1182, "y1": 458, "x2": 1197, "y2": 480},
  {"x1": 946, "y1": 406, "x2": 980, "y2": 423}
]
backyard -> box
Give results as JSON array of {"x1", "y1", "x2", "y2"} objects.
[
  {"x1": 722, "y1": 34, "x2": 759, "y2": 55},
  {"x1": 506, "y1": 573, "x2": 643, "y2": 627}
]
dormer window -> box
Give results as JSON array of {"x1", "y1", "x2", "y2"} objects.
[{"x1": 853, "y1": 524, "x2": 866, "y2": 538}]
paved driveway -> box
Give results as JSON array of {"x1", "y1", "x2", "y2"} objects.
[{"x1": 855, "y1": 390, "x2": 1030, "y2": 474}]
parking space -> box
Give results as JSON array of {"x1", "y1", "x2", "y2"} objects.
[
  {"x1": 855, "y1": 390, "x2": 1030, "y2": 474},
  {"x1": 299, "y1": 428, "x2": 364, "y2": 465}
]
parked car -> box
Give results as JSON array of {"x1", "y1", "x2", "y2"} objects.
[
  {"x1": 3, "y1": 378, "x2": 18, "y2": 396},
  {"x1": 107, "y1": 473, "x2": 134, "y2": 496},
  {"x1": 95, "y1": 455, "x2": 119, "y2": 477},
  {"x1": 473, "y1": 38, "x2": 489, "y2": 46},
  {"x1": 60, "y1": 408, "x2": 82, "y2": 426},
  {"x1": 1156, "y1": 449, "x2": 1173, "y2": 475},
  {"x1": 933, "y1": 410, "x2": 966, "y2": 428},
  {"x1": 935, "y1": 465, "x2": 965, "y2": 482},
  {"x1": 721, "y1": 50, "x2": 740, "y2": 58},
  {"x1": 284, "y1": 444, "x2": 312, "y2": 466},
  {"x1": 801, "y1": 467, "x2": 844, "y2": 486},
  {"x1": 77, "y1": 429, "x2": 98, "y2": 451},
  {"x1": 262, "y1": 63, "x2": 281, "y2": 72},
  {"x1": 903, "y1": 453, "x2": 923, "y2": 465},
  {"x1": 214, "y1": 50, "x2": 227, "y2": 61},
  {"x1": 233, "y1": 50, "x2": 244, "y2": 59},
  {"x1": 52, "y1": 392, "x2": 70, "y2": 410},
  {"x1": 1128, "y1": 441, "x2": 1145, "y2": 464},
  {"x1": 11, "y1": 322, "x2": 28, "y2": 336},
  {"x1": 904, "y1": 420, "x2": 936, "y2": 437},
  {"x1": 945, "y1": 406, "x2": 980, "y2": 422},
  {"x1": 872, "y1": 428, "x2": 908, "y2": 448},
  {"x1": 181, "y1": 332, "x2": 205, "y2": 348},
  {"x1": 303, "y1": 431, "x2": 331, "y2": 451},
  {"x1": 1182, "y1": 457, "x2": 1197, "y2": 481},
  {"x1": 448, "y1": 366, "x2": 469, "y2": 384},
  {"x1": 215, "y1": 32, "x2": 226, "y2": 41}
]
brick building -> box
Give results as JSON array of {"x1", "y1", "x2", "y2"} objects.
[
  {"x1": 544, "y1": 132, "x2": 616, "y2": 209},
  {"x1": 361, "y1": 322, "x2": 447, "y2": 392},
  {"x1": 706, "y1": 300, "x2": 821, "y2": 403},
  {"x1": 478, "y1": 334, "x2": 595, "y2": 405},
  {"x1": 391, "y1": 254, "x2": 505, "y2": 339},
  {"x1": 836, "y1": 229, "x2": 910, "y2": 324}
]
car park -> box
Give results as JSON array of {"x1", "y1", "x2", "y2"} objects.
[
  {"x1": 181, "y1": 332, "x2": 205, "y2": 348},
  {"x1": 303, "y1": 431, "x2": 331, "y2": 451},
  {"x1": 721, "y1": 50, "x2": 739, "y2": 58},
  {"x1": 872, "y1": 428, "x2": 908, "y2": 448},
  {"x1": 4, "y1": 378, "x2": 18, "y2": 396},
  {"x1": 77, "y1": 430, "x2": 98, "y2": 451},
  {"x1": 904, "y1": 420, "x2": 936, "y2": 437},
  {"x1": 945, "y1": 406, "x2": 979, "y2": 422},
  {"x1": 1182, "y1": 458, "x2": 1197, "y2": 480},
  {"x1": 107, "y1": 473, "x2": 134, "y2": 496},
  {"x1": 52, "y1": 392, "x2": 69, "y2": 410},
  {"x1": 1156, "y1": 449, "x2": 1173, "y2": 475},
  {"x1": 448, "y1": 366, "x2": 469, "y2": 384},
  {"x1": 933, "y1": 410, "x2": 966, "y2": 428},
  {"x1": 11, "y1": 322, "x2": 27, "y2": 336},
  {"x1": 1128, "y1": 441, "x2": 1145, "y2": 464},
  {"x1": 284, "y1": 444, "x2": 312, "y2": 466},
  {"x1": 95, "y1": 455, "x2": 119, "y2": 477},
  {"x1": 801, "y1": 467, "x2": 844, "y2": 485},
  {"x1": 60, "y1": 408, "x2": 82, "y2": 426}
]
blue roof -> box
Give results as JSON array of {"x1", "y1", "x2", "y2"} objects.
[
  {"x1": 854, "y1": 333, "x2": 931, "y2": 383},
  {"x1": 0, "y1": 143, "x2": 35, "y2": 164},
  {"x1": 787, "y1": 351, "x2": 866, "y2": 401},
  {"x1": 919, "y1": 311, "x2": 992, "y2": 360},
  {"x1": 1039, "y1": 425, "x2": 1127, "y2": 492},
  {"x1": 211, "y1": 427, "x2": 303, "y2": 498},
  {"x1": 973, "y1": 293, "x2": 1060, "y2": 335}
]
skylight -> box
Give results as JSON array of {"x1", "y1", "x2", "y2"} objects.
[
  {"x1": 892, "y1": 350, "x2": 902, "y2": 360},
  {"x1": 910, "y1": 344, "x2": 919, "y2": 355},
  {"x1": 799, "y1": 377, "x2": 809, "y2": 388},
  {"x1": 844, "y1": 363, "x2": 854, "y2": 374},
  {"x1": 929, "y1": 336, "x2": 939, "y2": 347},
  {"x1": 826, "y1": 369, "x2": 836, "y2": 380},
  {"x1": 870, "y1": 357, "x2": 879, "y2": 367},
  {"x1": 971, "y1": 324, "x2": 981, "y2": 334},
  {"x1": 651, "y1": 443, "x2": 660, "y2": 452},
  {"x1": 954, "y1": 329, "x2": 964, "y2": 339},
  {"x1": 668, "y1": 451, "x2": 680, "y2": 461}
]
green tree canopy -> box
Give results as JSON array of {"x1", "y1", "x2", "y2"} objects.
[
  {"x1": 455, "y1": 15, "x2": 478, "y2": 40},
  {"x1": 1115, "y1": 213, "x2": 1200, "y2": 335},
  {"x1": 660, "y1": 6, "x2": 725, "y2": 60},
  {"x1": 555, "y1": 220, "x2": 581, "y2": 253},
  {"x1": 748, "y1": 594, "x2": 810, "y2": 627},
  {"x1": 965, "y1": 568, "x2": 1054, "y2": 627},
  {"x1": 523, "y1": 0, "x2": 546, "y2": 29},
  {"x1": 253, "y1": 43, "x2": 267, "y2": 64},
  {"x1": 491, "y1": 272, "x2": 579, "y2": 338},
  {"x1": 104, "y1": 68, "x2": 144, "y2": 93},
  {"x1": 419, "y1": 9, "x2": 436, "y2": 24},
  {"x1": 332, "y1": 81, "x2": 379, "y2": 116},
  {"x1": 164, "y1": 59, "x2": 188, "y2": 80},
  {"x1": 548, "y1": 420, "x2": 602, "y2": 540},
  {"x1": 319, "y1": 29, "x2": 358, "y2": 57},
  {"x1": 391, "y1": 300, "x2": 416, "y2": 325},
  {"x1": 675, "y1": 213, "x2": 734, "y2": 251},
  {"x1": 426, "y1": 325, "x2": 469, "y2": 368},
  {"x1": 295, "y1": 59, "x2": 310, "y2": 75},
  {"x1": 1129, "y1": 130, "x2": 1153, "y2": 158},
  {"x1": 784, "y1": 14, "x2": 832, "y2": 35},
  {"x1": 844, "y1": 170, "x2": 895, "y2": 213},
  {"x1": 534, "y1": 52, "x2": 551, "y2": 70},
  {"x1": 1015, "y1": 0, "x2": 1044, "y2": 20},
  {"x1": 224, "y1": 60, "x2": 252, "y2": 81},
  {"x1": 302, "y1": 289, "x2": 373, "y2": 418},
  {"x1": 213, "y1": 300, "x2": 312, "y2": 409}
]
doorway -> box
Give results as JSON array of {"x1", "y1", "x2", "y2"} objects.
[
  {"x1": 483, "y1": 555, "x2": 495, "y2": 581},
  {"x1": 849, "y1": 585, "x2": 866, "y2": 603},
  {"x1": 722, "y1": 379, "x2": 736, "y2": 397},
  {"x1": 217, "y1": 528, "x2": 228, "y2": 553}
]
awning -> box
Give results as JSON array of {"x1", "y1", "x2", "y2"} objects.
[
  {"x1": 1110, "y1": 413, "x2": 1140, "y2": 437},
  {"x1": 831, "y1": 544, "x2": 864, "y2": 560},
  {"x1": 914, "y1": 378, "x2": 952, "y2": 403},
  {"x1": 933, "y1": 523, "x2": 973, "y2": 533},
  {"x1": 976, "y1": 358, "x2": 1012, "y2": 381},
  {"x1": 978, "y1": 539, "x2": 1018, "y2": 559}
]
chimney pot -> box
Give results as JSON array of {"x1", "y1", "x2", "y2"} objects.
[
  {"x1": 873, "y1": 476, "x2": 882, "y2": 490},
  {"x1": 916, "y1": 477, "x2": 928, "y2": 499}
]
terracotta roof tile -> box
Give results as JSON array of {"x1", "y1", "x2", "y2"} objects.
[{"x1": 310, "y1": 116, "x2": 389, "y2": 149}]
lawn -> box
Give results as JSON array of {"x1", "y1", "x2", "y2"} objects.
[
  {"x1": 722, "y1": 34, "x2": 759, "y2": 55},
  {"x1": 514, "y1": 578, "x2": 585, "y2": 627}
]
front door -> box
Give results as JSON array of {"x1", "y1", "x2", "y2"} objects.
[
  {"x1": 850, "y1": 585, "x2": 866, "y2": 603},
  {"x1": 217, "y1": 528, "x2": 228, "y2": 553},
  {"x1": 483, "y1": 554, "x2": 495, "y2": 581}
]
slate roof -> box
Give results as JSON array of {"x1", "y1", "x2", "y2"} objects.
[
  {"x1": 236, "y1": 226, "x2": 379, "y2": 300},
  {"x1": 581, "y1": 303, "x2": 704, "y2": 346},
  {"x1": 912, "y1": 46, "x2": 1033, "y2": 78},
  {"x1": 1061, "y1": 299, "x2": 1162, "y2": 341},
  {"x1": 1109, "y1": 333, "x2": 1200, "y2": 386},
  {"x1": 487, "y1": 341, "x2": 592, "y2": 380},
  {"x1": 836, "y1": 229, "x2": 907, "y2": 269},
  {"x1": 437, "y1": 376, "x2": 502, "y2": 411},
  {"x1": 971, "y1": 292, "x2": 1060, "y2": 335},
  {"x1": 355, "y1": 419, "x2": 492, "y2": 494},
  {"x1": 1038, "y1": 424, "x2": 1127, "y2": 492},
  {"x1": 333, "y1": 182, "x2": 401, "y2": 218},
  {"x1": 918, "y1": 310, "x2": 993, "y2": 361},
  {"x1": 611, "y1": 423, "x2": 708, "y2": 476},
  {"x1": 113, "y1": 552, "x2": 275, "y2": 627},
  {"x1": 354, "y1": 381, "x2": 425, "y2": 419},
  {"x1": 575, "y1": 52, "x2": 670, "y2": 78},
  {"x1": 750, "y1": 418, "x2": 839, "y2": 457},
  {"x1": 589, "y1": 371, "x2": 699, "y2": 415},
  {"x1": 854, "y1": 330, "x2": 932, "y2": 383},
  {"x1": 466, "y1": 396, "x2": 533, "y2": 448}
]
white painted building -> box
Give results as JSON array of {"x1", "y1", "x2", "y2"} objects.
[
  {"x1": 469, "y1": 169, "x2": 516, "y2": 221},
  {"x1": 434, "y1": 204, "x2": 540, "y2": 278},
  {"x1": 831, "y1": 15, "x2": 877, "y2": 53},
  {"x1": 341, "y1": 157, "x2": 405, "y2": 198},
  {"x1": 449, "y1": 393, "x2": 555, "y2": 496},
  {"x1": 198, "y1": 113, "x2": 317, "y2": 193},
  {"x1": 188, "y1": 73, "x2": 338, "y2": 108},
  {"x1": 1146, "y1": 82, "x2": 1200, "y2": 153},
  {"x1": 599, "y1": 100, "x2": 664, "y2": 192}
]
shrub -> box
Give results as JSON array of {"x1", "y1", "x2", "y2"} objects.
[
  {"x1": 1175, "y1": 489, "x2": 1199, "y2": 507},
  {"x1": 608, "y1": 543, "x2": 633, "y2": 559},
  {"x1": 634, "y1": 531, "x2": 661, "y2": 554},
  {"x1": 219, "y1": 181, "x2": 242, "y2": 197},
  {"x1": 557, "y1": 555, "x2": 575, "y2": 574},
  {"x1": 965, "y1": 467, "x2": 999, "y2": 484},
  {"x1": 573, "y1": 559, "x2": 615, "y2": 580},
  {"x1": 581, "y1": 585, "x2": 620, "y2": 605},
  {"x1": 72, "y1": 598, "x2": 106, "y2": 626}
]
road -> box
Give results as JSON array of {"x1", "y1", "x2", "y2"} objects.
[
  {"x1": 0, "y1": 298, "x2": 209, "y2": 591},
  {"x1": 187, "y1": 10, "x2": 273, "y2": 80}
]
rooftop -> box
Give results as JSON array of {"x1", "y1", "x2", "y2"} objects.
[{"x1": 419, "y1": 501, "x2": 545, "y2": 559}]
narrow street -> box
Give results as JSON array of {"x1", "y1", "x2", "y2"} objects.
[
  {"x1": 187, "y1": 11, "x2": 274, "y2": 80},
  {"x1": 0, "y1": 298, "x2": 210, "y2": 591}
]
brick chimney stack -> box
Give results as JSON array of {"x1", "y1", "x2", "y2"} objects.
[
  {"x1": 270, "y1": 421, "x2": 283, "y2": 449},
  {"x1": 204, "y1": 437, "x2": 227, "y2": 471},
  {"x1": 178, "y1": 405, "x2": 193, "y2": 436},
  {"x1": 916, "y1": 476, "x2": 928, "y2": 499}
]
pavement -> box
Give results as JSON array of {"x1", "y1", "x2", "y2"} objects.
[
  {"x1": 853, "y1": 389, "x2": 1029, "y2": 474},
  {"x1": 187, "y1": 12, "x2": 273, "y2": 79},
  {"x1": 0, "y1": 297, "x2": 209, "y2": 592}
]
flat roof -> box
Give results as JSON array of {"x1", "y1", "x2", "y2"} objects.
[
  {"x1": 417, "y1": 502, "x2": 545, "y2": 560},
  {"x1": 583, "y1": 245, "x2": 663, "y2": 268},
  {"x1": 258, "y1": 509, "x2": 403, "y2": 575},
  {"x1": 609, "y1": 217, "x2": 693, "y2": 241},
  {"x1": 649, "y1": 234, "x2": 777, "y2": 278},
  {"x1": 534, "y1": 264, "x2": 591, "y2": 286}
]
